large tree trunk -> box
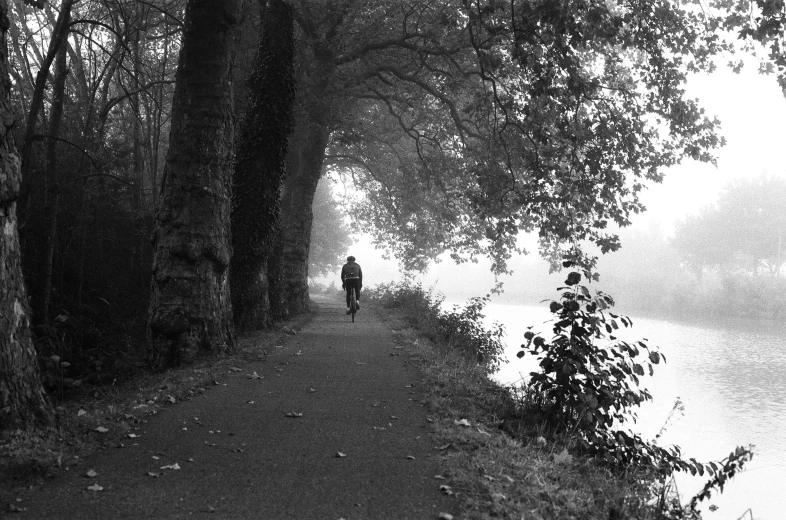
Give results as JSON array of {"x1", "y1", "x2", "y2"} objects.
[
  {"x1": 0, "y1": 0, "x2": 52, "y2": 429},
  {"x1": 280, "y1": 102, "x2": 331, "y2": 314},
  {"x1": 147, "y1": 0, "x2": 242, "y2": 369},
  {"x1": 230, "y1": 0, "x2": 295, "y2": 330}
]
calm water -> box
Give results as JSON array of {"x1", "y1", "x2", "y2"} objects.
[{"x1": 481, "y1": 303, "x2": 786, "y2": 520}]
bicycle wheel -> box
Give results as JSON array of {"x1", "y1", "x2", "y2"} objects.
[{"x1": 350, "y1": 287, "x2": 357, "y2": 322}]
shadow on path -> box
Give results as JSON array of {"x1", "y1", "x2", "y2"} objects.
[{"x1": 13, "y1": 298, "x2": 454, "y2": 519}]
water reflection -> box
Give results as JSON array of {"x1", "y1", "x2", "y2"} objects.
[{"x1": 482, "y1": 304, "x2": 786, "y2": 520}]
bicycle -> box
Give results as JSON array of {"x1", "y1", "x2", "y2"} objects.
[{"x1": 348, "y1": 286, "x2": 358, "y2": 322}]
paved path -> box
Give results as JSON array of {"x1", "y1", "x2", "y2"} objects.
[{"x1": 14, "y1": 299, "x2": 454, "y2": 519}]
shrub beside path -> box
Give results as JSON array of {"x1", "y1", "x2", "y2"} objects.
[{"x1": 12, "y1": 298, "x2": 455, "y2": 519}]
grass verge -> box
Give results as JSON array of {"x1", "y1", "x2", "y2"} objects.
[{"x1": 371, "y1": 286, "x2": 662, "y2": 520}]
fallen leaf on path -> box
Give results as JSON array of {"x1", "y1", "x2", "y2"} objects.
[
  {"x1": 85, "y1": 469, "x2": 98, "y2": 478},
  {"x1": 372, "y1": 426, "x2": 386, "y2": 430},
  {"x1": 7, "y1": 503, "x2": 26, "y2": 513},
  {"x1": 434, "y1": 443, "x2": 452, "y2": 451},
  {"x1": 308, "y1": 388, "x2": 316, "y2": 393},
  {"x1": 247, "y1": 401, "x2": 255, "y2": 405},
  {"x1": 434, "y1": 475, "x2": 446, "y2": 480},
  {"x1": 86, "y1": 484, "x2": 103, "y2": 492},
  {"x1": 285, "y1": 412, "x2": 303, "y2": 418},
  {"x1": 94, "y1": 426, "x2": 108, "y2": 433},
  {"x1": 229, "y1": 367, "x2": 242, "y2": 372},
  {"x1": 502, "y1": 475, "x2": 514, "y2": 483},
  {"x1": 335, "y1": 452, "x2": 347, "y2": 458},
  {"x1": 492, "y1": 493, "x2": 507, "y2": 500},
  {"x1": 152, "y1": 456, "x2": 159, "y2": 460},
  {"x1": 390, "y1": 416, "x2": 399, "y2": 420},
  {"x1": 406, "y1": 455, "x2": 415, "y2": 460},
  {"x1": 553, "y1": 448, "x2": 573, "y2": 465},
  {"x1": 439, "y1": 485, "x2": 454, "y2": 496},
  {"x1": 127, "y1": 433, "x2": 139, "y2": 438},
  {"x1": 77, "y1": 409, "x2": 87, "y2": 417},
  {"x1": 188, "y1": 458, "x2": 194, "y2": 463},
  {"x1": 147, "y1": 472, "x2": 161, "y2": 478},
  {"x1": 438, "y1": 513, "x2": 454, "y2": 520},
  {"x1": 454, "y1": 419, "x2": 470, "y2": 427},
  {"x1": 354, "y1": 362, "x2": 366, "y2": 365},
  {"x1": 165, "y1": 395, "x2": 176, "y2": 404},
  {"x1": 247, "y1": 372, "x2": 263, "y2": 380},
  {"x1": 275, "y1": 345, "x2": 283, "y2": 349},
  {"x1": 477, "y1": 427, "x2": 491, "y2": 437},
  {"x1": 160, "y1": 463, "x2": 181, "y2": 470},
  {"x1": 295, "y1": 350, "x2": 302, "y2": 356}
]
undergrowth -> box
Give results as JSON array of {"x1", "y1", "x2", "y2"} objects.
[{"x1": 368, "y1": 280, "x2": 753, "y2": 520}]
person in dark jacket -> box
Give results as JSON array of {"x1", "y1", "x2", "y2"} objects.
[{"x1": 340, "y1": 256, "x2": 362, "y2": 314}]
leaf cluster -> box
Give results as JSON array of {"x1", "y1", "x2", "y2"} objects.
[
  {"x1": 519, "y1": 268, "x2": 754, "y2": 512},
  {"x1": 366, "y1": 281, "x2": 505, "y2": 371}
]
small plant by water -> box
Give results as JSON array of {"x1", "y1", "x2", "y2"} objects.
[{"x1": 521, "y1": 264, "x2": 754, "y2": 517}]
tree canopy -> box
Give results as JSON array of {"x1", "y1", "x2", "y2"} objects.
[
  {"x1": 673, "y1": 176, "x2": 786, "y2": 276},
  {"x1": 324, "y1": 0, "x2": 729, "y2": 275}
]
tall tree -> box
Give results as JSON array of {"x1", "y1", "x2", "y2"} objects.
[
  {"x1": 330, "y1": 0, "x2": 728, "y2": 274},
  {"x1": 673, "y1": 176, "x2": 786, "y2": 276},
  {"x1": 0, "y1": 0, "x2": 52, "y2": 429},
  {"x1": 230, "y1": 0, "x2": 295, "y2": 330},
  {"x1": 147, "y1": 0, "x2": 242, "y2": 368}
]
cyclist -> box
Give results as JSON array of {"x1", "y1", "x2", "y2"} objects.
[{"x1": 341, "y1": 255, "x2": 363, "y2": 315}]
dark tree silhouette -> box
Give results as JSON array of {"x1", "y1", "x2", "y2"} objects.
[{"x1": 148, "y1": 0, "x2": 242, "y2": 368}]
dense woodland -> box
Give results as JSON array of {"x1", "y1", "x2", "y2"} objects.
[{"x1": 1, "y1": 0, "x2": 785, "y2": 432}]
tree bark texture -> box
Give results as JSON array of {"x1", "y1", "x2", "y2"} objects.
[
  {"x1": 148, "y1": 0, "x2": 242, "y2": 369},
  {"x1": 280, "y1": 97, "x2": 331, "y2": 314},
  {"x1": 230, "y1": 0, "x2": 295, "y2": 330},
  {"x1": 0, "y1": 0, "x2": 52, "y2": 429}
]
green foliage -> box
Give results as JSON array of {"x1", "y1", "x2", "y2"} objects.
[
  {"x1": 520, "y1": 268, "x2": 754, "y2": 515},
  {"x1": 438, "y1": 297, "x2": 506, "y2": 373},
  {"x1": 366, "y1": 281, "x2": 504, "y2": 372},
  {"x1": 330, "y1": 0, "x2": 728, "y2": 274}
]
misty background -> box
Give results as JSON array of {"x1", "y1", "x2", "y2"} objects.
[{"x1": 312, "y1": 63, "x2": 786, "y2": 321}]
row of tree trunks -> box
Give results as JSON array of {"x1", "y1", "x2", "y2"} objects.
[
  {"x1": 230, "y1": 0, "x2": 295, "y2": 331},
  {"x1": 147, "y1": 0, "x2": 243, "y2": 369},
  {"x1": 0, "y1": 0, "x2": 52, "y2": 429},
  {"x1": 279, "y1": 43, "x2": 336, "y2": 315},
  {"x1": 280, "y1": 109, "x2": 331, "y2": 314}
]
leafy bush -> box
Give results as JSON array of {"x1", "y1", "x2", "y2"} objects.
[
  {"x1": 366, "y1": 281, "x2": 504, "y2": 372},
  {"x1": 520, "y1": 268, "x2": 753, "y2": 515},
  {"x1": 439, "y1": 296, "x2": 505, "y2": 372}
]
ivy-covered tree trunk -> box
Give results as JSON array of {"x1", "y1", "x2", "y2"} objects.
[
  {"x1": 0, "y1": 0, "x2": 52, "y2": 429},
  {"x1": 280, "y1": 102, "x2": 331, "y2": 314},
  {"x1": 148, "y1": 0, "x2": 242, "y2": 369},
  {"x1": 230, "y1": 0, "x2": 295, "y2": 330}
]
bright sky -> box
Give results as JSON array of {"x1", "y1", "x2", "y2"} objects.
[{"x1": 331, "y1": 64, "x2": 786, "y2": 296}]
